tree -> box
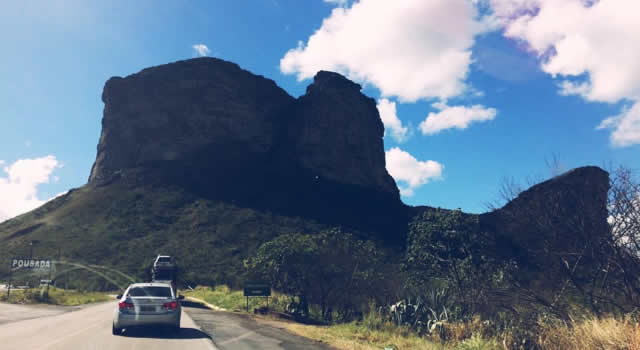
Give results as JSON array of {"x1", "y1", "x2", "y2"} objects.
[
  {"x1": 405, "y1": 209, "x2": 497, "y2": 315},
  {"x1": 605, "y1": 165, "x2": 640, "y2": 309},
  {"x1": 245, "y1": 228, "x2": 385, "y2": 321}
]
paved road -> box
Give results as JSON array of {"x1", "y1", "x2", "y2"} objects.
[
  {"x1": 0, "y1": 301, "x2": 217, "y2": 350},
  {"x1": 0, "y1": 301, "x2": 334, "y2": 350},
  {"x1": 184, "y1": 302, "x2": 334, "y2": 350},
  {"x1": 0, "y1": 302, "x2": 80, "y2": 325}
]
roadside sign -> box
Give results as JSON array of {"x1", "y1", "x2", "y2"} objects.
[
  {"x1": 244, "y1": 281, "x2": 271, "y2": 297},
  {"x1": 11, "y1": 258, "x2": 52, "y2": 270}
]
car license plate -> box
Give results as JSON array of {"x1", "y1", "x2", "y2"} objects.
[{"x1": 140, "y1": 306, "x2": 155, "y2": 312}]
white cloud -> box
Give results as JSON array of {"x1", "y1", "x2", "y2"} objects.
[
  {"x1": 488, "y1": 0, "x2": 640, "y2": 146},
  {"x1": 597, "y1": 103, "x2": 640, "y2": 148},
  {"x1": 324, "y1": 0, "x2": 350, "y2": 6},
  {"x1": 419, "y1": 102, "x2": 497, "y2": 135},
  {"x1": 377, "y1": 99, "x2": 410, "y2": 142},
  {"x1": 280, "y1": 0, "x2": 488, "y2": 102},
  {"x1": 385, "y1": 147, "x2": 443, "y2": 196},
  {"x1": 192, "y1": 44, "x2": 210, "y2": 57},
  {"x1": 0, "y1": 156, "x2": 63, "y2": 223},
  {"x1": 558, "y1": 80, "x2": 591, "y2": 97}
]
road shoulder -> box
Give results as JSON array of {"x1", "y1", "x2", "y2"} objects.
[
  {"x1": 0, "y1": 301, "x2": 85, "y2": 325},
  {"x1": 183, "y1": 302, "x2": 336, "y2": 350}
]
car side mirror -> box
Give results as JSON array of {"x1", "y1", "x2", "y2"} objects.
[
  {"x1": 178, "y1": 295, "x2": 185, "y2": 300},
  {"x1": 116, "y1": 294, "x2": 122, "y2": 299}
]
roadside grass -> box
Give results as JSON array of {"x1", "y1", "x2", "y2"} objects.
[
  {"x1": 537, "y1": 313, "x2": 640, "y2": 350},
  {"x1": 182, "y1": 285, "x2": 640, "y2": 350},
  {"x1": 285, "y1": 321, "x2": 446, "y2": 350},
  {"x1": 0, "y1": 287, "x2": 112, "y2": 306},
  {"x1": 182, "y1": 285, "x2": 289, "y2": 313}
]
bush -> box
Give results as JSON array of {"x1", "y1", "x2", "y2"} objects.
[{"x1": 245, "y1": 228, "x2": 387, "y2": 321}]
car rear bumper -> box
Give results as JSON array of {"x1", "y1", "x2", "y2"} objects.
[{"x1": 114, "y1": 311, "x2": 180, "y2": 328}]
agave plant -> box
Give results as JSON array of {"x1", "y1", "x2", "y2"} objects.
[{"x1": 386, "y1": 288, "x2": 452, "y2": 335}]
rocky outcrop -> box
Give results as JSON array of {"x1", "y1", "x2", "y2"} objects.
[
  {"x1": 289, "y1": 71, "x2": 397, "y2": 195},
  {"x1": 482, "y1": 166, "x2": 610, "y2": 245},
  {"x1": 480, "y1": 166, "x2": 611, "y2": 290},
  {"x1": 90, "y1": 58, "x2": 294, "y2": 184},
  {"x1": 88, "y1": 58, "x2": 404, "y2": 242},
  {"x1": 90, "y1": 58, "x2": 398, "y2": 198}
]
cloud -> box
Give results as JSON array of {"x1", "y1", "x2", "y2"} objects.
[
  {"x1": 192, "y1": 44, "x2": 210, "y2": 57},
  {"x1": 597, "y1": 103, "x2": 640, "y2": 148},
  {"x1": 419, "y1": 102, "x2": 497, "y2": 135},
  {"x1": 280, "y1": 0, "x2": 488, "y2": 102},
  {"x1": 0, "y1": 156, "x2": 63, "y2": 223},
  {"x1": 385, "y1": 147, "x2": 443, "y2": 196},
  {"x1": 488, "y1": 0, "x2": 640, "y2": 146},
  {"x1": 558, "y1": 80, "x2": 591, "y2": 97},
  {"x1": 324, "y1": 0, "x2": 350, "y2": 6},
  {"x1": 377, "y1": 99, "x2": 410, "y2": 142}
]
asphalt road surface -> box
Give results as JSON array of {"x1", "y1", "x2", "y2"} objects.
[
  {"x1": 0, "y1": 301, "x2": 334, "y2": 350},
  {"x1": 183, "y1": 301, "x2": 334, "y2": 350},
  {"x1": 0, "y1": 301, "x2": 217, "y2": 350},
  {"x1": 0, "y1": 301, "x2": 79, "y2": 325}
]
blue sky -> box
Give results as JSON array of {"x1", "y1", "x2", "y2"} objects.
[{"x1": 1, "y1": 0, "x2": 639, "y2": 221}]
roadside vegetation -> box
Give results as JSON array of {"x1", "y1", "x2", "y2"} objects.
[
  {"x1": 233, "y1": 165, "x2": 640, "y2": 349},
  {"x1": 182, "y1": 285, "x2": 289, "y2": 313},
  {"x1": 0, "y1": 287, "x2": 112, "y2": 306},
  {"x1": 188, "y1": 285, "x2": 640, "y2": 350}
]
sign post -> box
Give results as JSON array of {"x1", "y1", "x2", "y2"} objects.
[
  {"x1": 10, "y1": 258, "x2": 52, "y2": 297},
  {"x1": 243, "y1": 281, "x2": 271, "y2": 312},
  {"x1": 6, "y1": 266, "x2": 11, "y2": 300}
]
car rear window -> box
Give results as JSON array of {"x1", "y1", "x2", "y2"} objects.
[
  {"x1": 127, "y1": 286, "x2": 172, "y2": 297},
  {"x1": 157, "y1": 257, "x2": 171, "y2": 263},
  {"x1": 153, "y1": 270, "x2": 173, "y2": 280}
]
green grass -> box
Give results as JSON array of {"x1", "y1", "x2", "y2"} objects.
[
  {"x1": 0, "y1": 287, "x2": 112, "y2": 306},
  {"x1": 182, "y1": 285, "x2": 289, "y2": 312},
  {"x1": 0, "y1": 182, "x2": 329, "y2": 291}
]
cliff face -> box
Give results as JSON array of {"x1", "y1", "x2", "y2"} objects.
[
  {"x1": 289, "y1": 71, "x2": 397, "y2": 195},
  {"x1": 483, "y1": 166, "x2": 610, "y2": 246},
  {"x1": 90, "y1": 58, "x2": 294, "y2": 184},
  {"x1": 480, "y1": 166, "x2": 611, "y2": 289},
  {"x1": 88, "y1": 57, "x2": 403, "y2": 241}
]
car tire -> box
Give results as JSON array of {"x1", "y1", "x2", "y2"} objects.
[{"x1": 112, "y1": 324, "x2": 121, "y2": 336}]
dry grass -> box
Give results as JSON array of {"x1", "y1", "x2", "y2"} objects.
[
  {"x1": 538, "y1": 314, "x2": 640, "y2": 350},
  {"x1": 284, "y1": 322, "x2": 445, "y2": 350},
  {"x1": 185, "y1": 285, "x2": 640, "y2": 350}
]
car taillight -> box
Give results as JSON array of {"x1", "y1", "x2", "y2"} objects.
[
  {"x1": 119, "y1": 301, "x2": 134, "y2": 311},
  {"x1": 163, "y1": 301, "x2": 178, "y2": 310}
]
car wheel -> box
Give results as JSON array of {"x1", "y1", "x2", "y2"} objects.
[{"x1": 112, "y1": 324, "x2": 121, "y2": 335}]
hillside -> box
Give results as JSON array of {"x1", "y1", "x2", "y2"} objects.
[
  {"x1": 0, "y1": 181, "x2": 332, "y2": 288},
  {"x1": 0, "y1": 58, "x2": 613, "y2": 294}
]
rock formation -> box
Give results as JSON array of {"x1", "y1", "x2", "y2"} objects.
[
  {"x1": 89, "y1": 57, "x2": 404, "y2": 242},
  {"x1": 288, "y1": 71, "x2": 397, "y2": 195},
  {"x1": 90, "y1": 58, "x2": 294, "y2": 184},
  {"x1": 480, "y1": 166, "x2": 611, "y2": 291}
]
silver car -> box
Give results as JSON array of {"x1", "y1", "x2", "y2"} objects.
[{"x1": 112, "y1": 282, "x2": 183, "y2": 335}]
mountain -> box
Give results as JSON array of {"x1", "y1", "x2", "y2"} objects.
[
  {"x1": 0, "y1": 58, "x2": 611, "y2": 291},
  {"x1": 0, "y1": 58, "x2": 406, "y2": 288}
]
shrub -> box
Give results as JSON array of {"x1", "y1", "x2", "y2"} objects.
[{"x1": 245, "y1": 228, "x2": 387, "y2": 321}]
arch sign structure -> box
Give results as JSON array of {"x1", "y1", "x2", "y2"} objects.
[{"x1": 7, "y1": 257, "x2": 53, "y2": 298}]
